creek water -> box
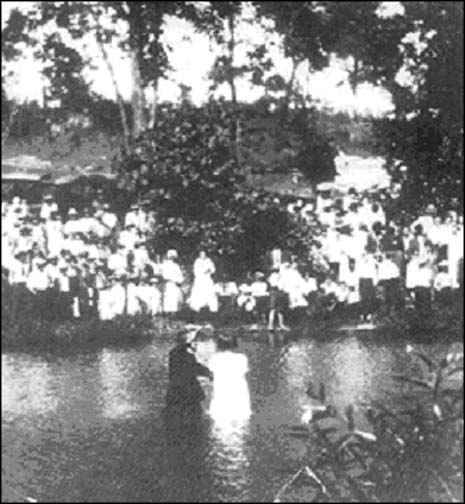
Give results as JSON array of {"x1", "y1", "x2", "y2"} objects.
[{"x1": 2, "y1": 329, "x2": 462, "y2": 502}]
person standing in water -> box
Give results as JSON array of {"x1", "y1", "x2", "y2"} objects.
[
  {"x1": 165, "y1": 327, "x2": 213, "y2": 423},
  {"x1": 208, "y1": 333, "x2": 251, "y2": 426}
]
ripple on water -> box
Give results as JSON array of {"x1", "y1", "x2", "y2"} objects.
[{"x1": 2, "y1": 331, "x2": 462, "y2": 502}]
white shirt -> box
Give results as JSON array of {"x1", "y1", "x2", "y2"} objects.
[
  {"x1": 251, "y1": 280, "x2": 268, "y2": 297},
  {"x1": 27, "y1": 268, "x2": 50, "y2": 292},
  {"x1": 377, "y1": 259, "x2": 400, "y2": 281},
  {"x1": 357, "y1": 256, "x2": 378, "y2": 283},
  {"x1": 40, "y1": 202, "x2": 58, "y2": 220},
  {"x1": 119, "y1": 229, "x2": 138, "y2": 250},
  {"x1": 57, "y1": 271, "x2": 70, "y2": 292},
  {"x1": 8, "y1": 259, "x2": 29, "y2": 284},
  {"x1": 434, "y1": 272, "x2": 453, "y2": 291},
  {"x1": 108, "y1": 252, "x2": 127, "y2": 274},
  {"x1": 415, "y1": 264, "x2": 433, "y2": 288},
  {"x1": 101, "y1": 212, "x2": 118, "y2": 230},
  {"x1": 64, "y1": 219, "x2": 81, "y2": 236}
]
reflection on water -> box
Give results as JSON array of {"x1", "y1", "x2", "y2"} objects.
[
  {"x1": 2, "y1": 354, "x2": 59, "y2": 421},
  {"x1": 2, "y1": 333, "x2": 461, "y2": 502},
  {"x1": 98, "y1": 349, "x2": 142, "y2": 420}
]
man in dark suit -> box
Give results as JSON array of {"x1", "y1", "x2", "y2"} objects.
[{"x1": 165, "y1": 327, "x2": 213, "y2": 423}]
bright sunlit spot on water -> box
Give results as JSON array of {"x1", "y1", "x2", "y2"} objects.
[{"x1": 98, "y1": 349, "x2": 141, "y2": 420}]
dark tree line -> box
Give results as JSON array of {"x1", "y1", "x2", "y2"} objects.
[{"x1": 2, "y1": 1, "x2": 463, "y2": 220}]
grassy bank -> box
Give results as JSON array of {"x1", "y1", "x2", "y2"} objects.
[
  {"x1": 2, "y1": 305, "x2": 462, "y2": 353},
  {"x1": 1, "y1": 314, "x2": 160, "y2": 352}
]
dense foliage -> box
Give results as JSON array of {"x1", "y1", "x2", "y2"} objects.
[
  {"x1": 278, "y1": 346, "x2": 463, "y2": 502},
  {"x1": 118, "y1": 99, "x2": 320, "y2": 276},
  {"x1": 374, "y1": 2, "x2": 463, "y2": 215}
]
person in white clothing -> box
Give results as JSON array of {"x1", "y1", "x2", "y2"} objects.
[
  {"x1": 267, "y1": 266, "x2": 289, "y2": 330},
  {"x1": 107, "y1": 245, "x2": 128, "y2": 276},
  {"x1": 40, "y1": 194, "x2": 58, "y2": 221},
  {"x1": 100, "y1": 203, "x2": 119, "y2": 231},
  {"x1": 8, "y1": 250, "x2": 30, "y2": 285},
  {"x1": 124, "y1": 203, "x2": 139, "y2": 229},
  {"x1": 119, "y1": 224, "x2": 139, "y2": 251},
  {"x1": 208, "y1": 334, "x2": 251, "y2": 427},
  {"x1": 64, "y1": 208, "x2": 81, "y2": 237},
  {"x1": 377, "y1": 254, "x2": 401, "y2": 315},
  {"x1": 161, "y1": 250, "x2": 184, "y2": 314},
  {"x1": 189, "y1": 251, "x2": 218, "y2": 315}
]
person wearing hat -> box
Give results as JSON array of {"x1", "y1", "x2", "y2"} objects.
[
  {"x1": 64, "y1": 208, "x2": 80, "y2": 237},
  {"x1": 45, "y1": 211, "x2": 64, "y2": 256},
  {"x1": 161, "y1": 250, "x2": 184, "y2": 315},
  {"x1": 16, "y1": 225, "x2": 34, "y2": 254},
  {"x1": 377, "y1": 253, "x2": 402, "y2": 317},
  {"x1": 119, "y1": 223, "x2": 138, "y2": 251},
  {"x1": 267, "y1": 266, "x2": 290, "y2": 331},
  {"x1": 101, "y1": 203, "x2": 118, "y2": 231},
  {"x1": 412, "y1": 204, "x2": 436, "y2": 236},
  {"x1": 165, "y1": 327, "x2": 213, "y2": 422},
  {"x1": 433, "y1": 261, "x2": 454, "y2": 306},
  {"x1": 26, "y1": 258, "x2": 51, "y2": 318},
  {"x1": 30, "y1": 214, "x2": 47, "y2": 251},
  {"x1": 132, "y1": 241, "x2": 150, "y2": 275},
  {"x1": 40, "y1": 194, "x2": 58, "y2": 221},
  {"x1": 107, "y1": 245, "x2": 128, "y2": 277},
  {"x1": 8, "y1": 250, "x2": 30, "y2": 286},
  {"x1": 124, "y1": 203, "x2": 139, "y2": 229},
  {"x1": 79, "y1": 207, "x2": 96, "y2": 236}
]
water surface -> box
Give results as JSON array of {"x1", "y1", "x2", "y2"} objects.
[{"x1": 2, "y1": 330, "x2": 462, "y2": 502}]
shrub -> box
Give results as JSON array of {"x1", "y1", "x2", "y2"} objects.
[{"x1": 277, "y1": 346, "x2": 464, "y2": 502}]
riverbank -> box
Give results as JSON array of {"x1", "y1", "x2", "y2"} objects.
[{"x1": 2, "y1": 303, "x2": 462, "y2": 352}]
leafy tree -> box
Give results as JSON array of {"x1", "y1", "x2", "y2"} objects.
[
  {"x1": 118, "y1": 99, "x2": 314, "y2": 276},
  {"x1": 323, "y1": 1, "x2": 411, "y2": 94},
  {"x1": 374, "y1": 1, "x2": 464, "y2": 215},
  {"x1": 40, "y1": 33, "x2": 92, "y2": 119},
  {"x1": 1, "y1": 8, "x2": 34, "y2": 145},
  {"x1": 5, "y1": 1, "x2": 185, "y2": 151},
  {"x1": 252, "y1": 1, "x2": 340, "y2": 114}
]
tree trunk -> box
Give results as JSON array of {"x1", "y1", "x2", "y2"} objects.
[
  {"x1": 92, "y1": 11, "x2": 131, "y2": 153},
  {"x1": 128, "y1": 3, "x2": 146, "y2": 139},
  {"x1": 227, "y1": 11, "x2": 241, "y2": 168},
  {"x1": 148, "y1": 78, "x2": 158, "y2": 131},
  {"x1": 284, "y1": 58, "x2": 299, "y2": 111},
  {"x1": 227, "y1": 11, "x2": 238, "y2": 106},
  {"x1": 1, "y1": 100, "x2": 18, "y2": 147},
  {"x1": 130, "y1": 47, "x2": 145, "y2": 138}
]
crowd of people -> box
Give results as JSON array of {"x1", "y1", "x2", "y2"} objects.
[{"x1": 2, "y1": 184, "x2": 463, "y2": 331}]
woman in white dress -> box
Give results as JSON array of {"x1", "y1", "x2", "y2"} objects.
[
  {"x1": 208, "y1": 334, "x2": 251, "y2": 426},
  {"x1": 189, "y1": 250, "x2": 218, "y2": 313},
  {"x1": 161, "y1": 250, "x2": 184, "y2": 314}
]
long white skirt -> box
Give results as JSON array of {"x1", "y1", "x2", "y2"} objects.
[
  {"x1": 163, "y1": 282, "x2": 183, "y2": 313},
  {"x1": 189, "y1": 275, "x2": 218, "y2": 312}
]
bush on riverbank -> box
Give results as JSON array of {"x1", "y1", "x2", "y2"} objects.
[
  {"x1": 277, "y1": 346, "x2": 464, "y2": 502},
  {"x1": 2, "y1": 313, "x2": 156, "y2": 351}
]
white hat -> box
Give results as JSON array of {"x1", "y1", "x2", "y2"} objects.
[
  {"x1": 167, "y1": 249, "x2": 178, "y2": 259},
  {"x1": 68, "y1": 208, "x2": 78, "y2": 216},
  {"x1": 425, "y1": 204, "x2": 436, "y2": 214}
]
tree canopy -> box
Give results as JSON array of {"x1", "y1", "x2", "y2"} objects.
[{"x1": 2, "y1": 1, "x2": 463, "y2": 217}]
